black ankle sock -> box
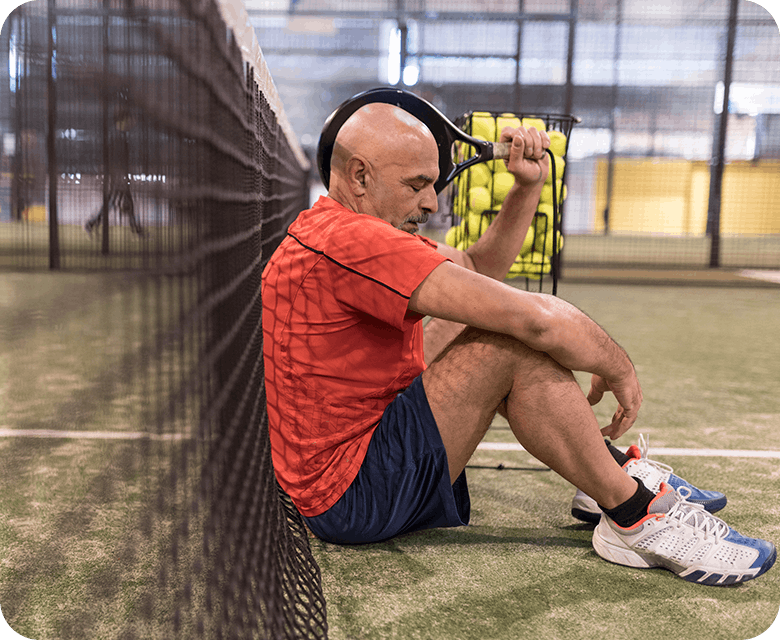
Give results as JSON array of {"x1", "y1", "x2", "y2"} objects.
[
  {"x1": 604, "y1": 439, "x2": 631, "y2": 467},
  {"x1": 599, "y1": 477, "x2": 656, "y2": 528}
]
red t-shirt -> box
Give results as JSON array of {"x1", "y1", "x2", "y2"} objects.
[{"x1": 262, "y1": 196, "x2": 449, "y2": 516}]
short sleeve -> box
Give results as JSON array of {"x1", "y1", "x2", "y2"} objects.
[{"x1": 326, "y1": 219, "x2": 448, "y2": 330}]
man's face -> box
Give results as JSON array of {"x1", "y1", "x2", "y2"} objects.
[{"x1": 364, "y1": 139, "x2": 440, "y2": 235}]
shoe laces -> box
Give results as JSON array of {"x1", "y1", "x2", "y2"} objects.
[
  {"x1": 662, "y1": 486, "x2": 729, "y2": 543},
  {"x1": 634, "y1": 433, "x2": 674, "y2": 481}
]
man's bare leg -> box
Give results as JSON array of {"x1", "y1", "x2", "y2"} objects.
[
  {"x1": 423, "y1": 317, "x2": 466, "y2": 367},
  {"x1": 421, "y1": 326, "x2": 638, "y2": 510}
]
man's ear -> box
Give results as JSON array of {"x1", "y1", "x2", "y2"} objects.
[{"x1": 345, "y1": 156, "x2": 369, "y2": 195}]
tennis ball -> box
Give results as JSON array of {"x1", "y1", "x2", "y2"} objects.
[
  {"x1": 468, "y1": 186, "x2": 492, "y2": 214},
  {"x1": 548, "y1": 130, "x2": 567, "y2": 157},
  {"x1": 545, "y1": 155, "x2": 565, "y2": 184},
  {"x1": 467, "y1": 209, "x2": 492, "y2": 241},
  {"x1": 522, "y1": 117, "x2": 546, "y2": 132},
  {"x1": 507, "y1": 259, "x2": 525, "y2": 279},
  {"x1": 468, "y1": 163, "x2": 492, "y2": 188},
  {"x1": 534, "y1": 228, "x2": 564, "y2": 256},
  {"x1": 445, "y1": 225, "x2": 460, "y2": 248},
  {"x1": 520, "y1": 226, "x2": 535, "y2": 255},
  {"x1": 495, "y1": 114, "x2": 521, "y2": 141},
  {"x1": 470, "y1": 112, "x2": 496, "y2": 143},
  {"x1": 491, "y1": 172, "x2": 515, "y2": 206},
  {"x1": 525, "y1": 251, "x2": 552, "y2": 277},
  {"x1": 540, "y1": 180, "x2": 566, "y2": 205},
  {"x1": 453, "y1": 188, "x2": 466, "y2": 219},
  {"x1": 536, "y1": 202, "x2": 555, "y2": 221},
  {"x1": 467, "y1": 210, "x2": 480, "y2": 241}
]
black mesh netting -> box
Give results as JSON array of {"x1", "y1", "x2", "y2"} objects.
[{"x1": 1, "y1": 0, "x2": 327, "y2": 637}]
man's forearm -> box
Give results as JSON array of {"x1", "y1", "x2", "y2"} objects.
[
  {"x1": 524, "y1": 293, "x2": 635, "y2": 382},
  {"x1": 465, "y1": 181, "x2": 543, "y2": 281},
  {"x1": 416, "y1": 262, "x2": 633, "y2": 382}
]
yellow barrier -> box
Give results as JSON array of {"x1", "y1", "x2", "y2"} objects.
[{"x1": 595, "y1": 159, "x2": 780, "y2": 235}]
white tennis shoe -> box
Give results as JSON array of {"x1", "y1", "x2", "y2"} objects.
[
  {"x1": 571, "y1": 434, "x2": 726, "y2": 523},
  {"x1": 592, "y1": 482, "x2": 776, "y2": 585}
]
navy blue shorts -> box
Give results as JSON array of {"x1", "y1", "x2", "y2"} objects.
[{"x1": 304, "y1": 375, "x2": 471, "y2": 545}]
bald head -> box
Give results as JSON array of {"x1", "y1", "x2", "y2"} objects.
[
  {"x1": 326, "y1": 103, "x2": 440, "y2": 230},
  {"x1": 331, "y1": 103, "x2": 437, "y2": 181}
]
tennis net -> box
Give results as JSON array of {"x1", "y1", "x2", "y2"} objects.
[{"x1": 1, "y1": 0, "x2": 327, "y2": 637}]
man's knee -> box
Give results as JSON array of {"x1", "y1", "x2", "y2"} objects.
[{"x1": 439, "y1": 325, "x2": 576, "y2": 390}]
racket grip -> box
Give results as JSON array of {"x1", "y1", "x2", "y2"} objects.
[{"x1": 492, "y1": 141, "x2": 511, "y2": 160}]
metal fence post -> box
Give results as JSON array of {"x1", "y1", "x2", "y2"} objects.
[{"x1": 707, "y1": 0, "x2": 739, "y2": 268}]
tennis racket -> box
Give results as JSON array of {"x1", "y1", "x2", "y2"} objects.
[{"x1": 317, "y1": 87, "x2": 514, "y2": 195}]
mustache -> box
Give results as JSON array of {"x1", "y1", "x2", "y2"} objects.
[{"x1": 403, "y1": 213, "x2": 429, "y2": 225}]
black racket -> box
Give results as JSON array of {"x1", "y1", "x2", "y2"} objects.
[{"x1": 317, "y1": 87, "x2": 513, "y2": 195}]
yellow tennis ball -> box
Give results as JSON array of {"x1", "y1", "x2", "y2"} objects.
[
  {"x1": 495, "y1": 114, "x2": 521, "y2": 141},
  {"x1": 536, "y1": 202, "x2": 555, "y2": 221},
  {"x1": 445, "y1": 225, "x2": 460, "y2": 247},
  {"x1": 470, "y1": 112, "x2": 496, "y2": 143},
  {"x1": 533, "y1": 216, "x2": 551, "y2": 242},
  {"x1": 539, "y1": 182, "x2": 552, "y2": 205},
  {"x1": 468, "y1": 210, "x2": 495, "y2": 240},
  {"x1": 545, "y1": 155, "x2": 565, "y2": 184},
  {"x1": 507, "y1": 260, "x2": 525, "y2": 279},
  {"x1": 467, "y1": 209, "x2": 482, "y2": 241},
  {"x1": 491, "y1": 172, "x2": 515, "y2": 205},
  {"x1": 522, "y1": 117, "x2": 547, "y2": 132},
  {"x1": 534, "y1": 228, "x2": 564, "y2": 256},
  {"x1": 525, "y1": 251, "x2": 552, "y2": 276},
  {"x1": 533, "y1": 221, "x2": 551, "y2": 254},
  {"x1": 468, "y1": 186, "x2": 492, "y2": 214},
  {"x1": 548, "y1": 130, "x2": 567, "y2": 157},
  {"x1": 468, "y1": 163, "x2": 492, "y2": 188},
  {"x1": 508, "y1": 255, "x2": 534, "y2": 280},
  {"x1": 520, "y1": 226, "x2": 535, "y2": 255},
  {"x1": 456, "y1": 171, "x2": 474, "y2": 216},
  {"x1": 540, "y1": 180, "x2": 566, "y2": 205}
]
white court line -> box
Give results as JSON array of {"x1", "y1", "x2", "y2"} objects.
[
  {"x1": 0, "y1": 429, "x2": 188, "y2": 441},
  {"x1": 477, "y1": 442, "x2": 780, "y2": 459},
  {"x1": 1, "y1": 430, "x2": 778, "y2": 458},
  {"x1": 739, "y1": 269, "x2": 780, "y2": 284}
]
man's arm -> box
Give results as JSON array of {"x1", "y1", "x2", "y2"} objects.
[
  {"x1": 410, "y1": 261, "x2": 642, "y2": 439},
  {"x1": 439, "y1": 124, "x2": 548, "y2": 280},
  {"x1": 423, "y1": 125, "x2": 550, "y2": 364}
]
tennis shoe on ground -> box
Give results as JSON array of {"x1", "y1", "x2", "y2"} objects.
[
  {"x1": 592, "y1": 482, "x2": 776, "y2": 585},
  {"x1": 571, "y1": 434, "x2": 726, "y2": 524}
]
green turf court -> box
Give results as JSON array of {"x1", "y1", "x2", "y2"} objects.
[{"x1": 1, "y1": 273, "x2": 779, "y2": 639}]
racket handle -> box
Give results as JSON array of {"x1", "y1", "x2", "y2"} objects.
[{"x1": 492, "y1": 141, "x2": 511, "y2": 160}]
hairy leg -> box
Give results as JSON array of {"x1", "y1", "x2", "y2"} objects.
[
  {"x1": 421, "y1": 326, "x2": 637, "y2": 509},
  {"x1": 423, "y1": 317, "x2": 466, "y2": 367}
]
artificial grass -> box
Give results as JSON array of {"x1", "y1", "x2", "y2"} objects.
[
  {"x1": 312, "y1": 282, "x2": 780, "y2": 640},
  {"x1": 1, "y1": 274, "x2": 779, "y2": 639},
  {"x1": 314, "y1": 448, "x2": 780, "y2": 640}
]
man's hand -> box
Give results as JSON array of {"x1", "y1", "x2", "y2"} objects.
[
  {"x1": 501, "y1": 126, "x2": 550, "y2": 187},
  {"x1": 587, "y1": 371, "x2": 643, "y2": 440}
]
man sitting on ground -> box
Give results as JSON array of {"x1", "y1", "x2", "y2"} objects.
[{"x1": 261, "y1": 102, "x2": 775, "y2": 586}]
